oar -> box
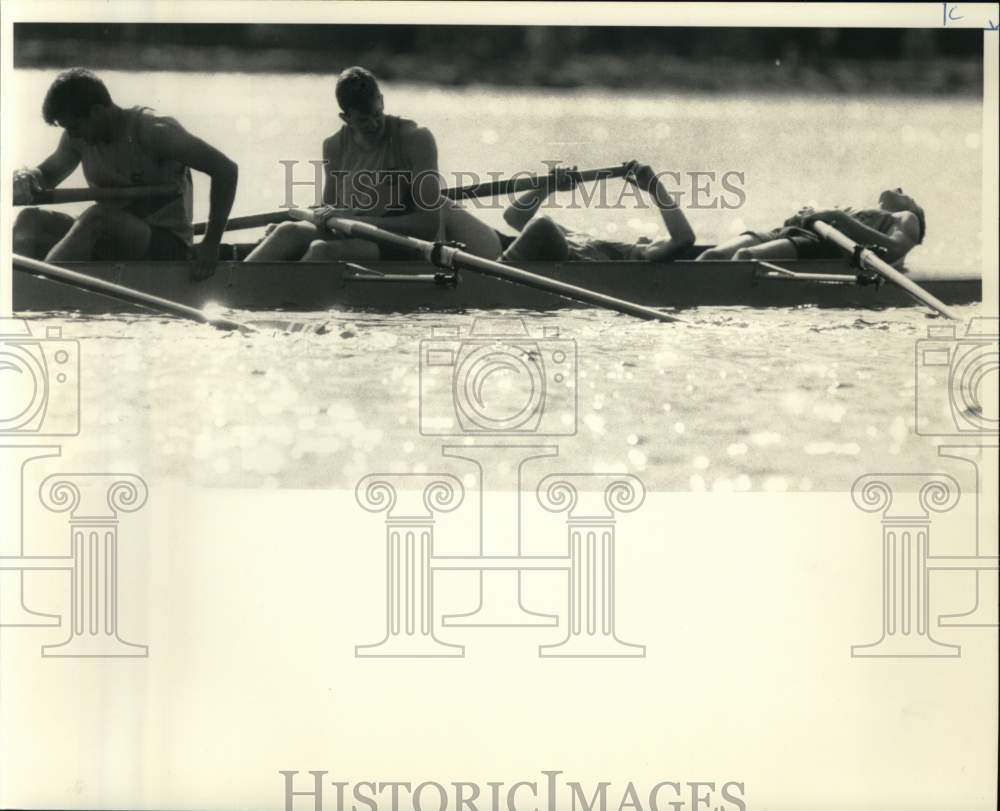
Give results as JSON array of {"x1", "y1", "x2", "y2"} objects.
[
  {"x1": 443, "y1": 163, "x2": 630, "y2": 201},
  {"x1": 13, "y1": 253, "x2": 253, "y2": 333},
  {"x1": 812, "y1": 221, "x2": 960, "y2": 320},
  {"x1": 288, "y1": 208, "x2": 684, "y2": 323},
  {"x1": 197, "y1": 210, "x2": 291, "y2": 235},
  {"x1": 18, "y1": 184, "x2": 182, "y2": 206},
  {"x1": 194, "y1": 164, "x2": 631, "y2": 235}
]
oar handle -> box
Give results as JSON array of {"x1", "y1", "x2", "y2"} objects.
[
  {"x1": 812, "y1": 221, "x2": 960, "y2": 320},
  {"x1": 23, "y1": 184, "x2": 183, "y2": 206},
  {"x1": 198, "y1": 164, "x2": 632, "y2": 235},
  {"x1": 289, "y1": 208, "x2": 427, "y2": 256}
]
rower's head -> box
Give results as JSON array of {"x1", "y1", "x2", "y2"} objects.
[
  {"x1": 336, "y1": 66, "x2": 385, "y2": 141},
  {"x1": 42, "y1": 68, "x2": 115, "y2": 144},
  {"x1": 879, "y1": 187, "x2": 926, "y2": 244}
]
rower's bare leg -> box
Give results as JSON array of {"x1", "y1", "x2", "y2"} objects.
[
  {"x1": 444, "y1": 204, "x2": 503, "y2": 259},
  {"x1": 245, "y1": 221, "x2": 324, "y2": 262},
  {"x1": 13, "y1": 208, "x2": 74, "y2": 259},
  {"x1": 47, "y1": 204, "x2": 151, "y2": 262},
  {"x1": 732, "y1": 240, "x2": 797, "y2": 261},
  {"x1": 695, "y1": 234, "x2": 759, "y2": 261},
  {"x1": 501, "y1": 216, "x2": 569, "y2": 262},
  {"x1": 302, "y1": 239, "x2": 381, "y2": 261}
]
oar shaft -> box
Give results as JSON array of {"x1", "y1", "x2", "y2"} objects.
[
  {"x1": 812, "y1": 221, "x2": 959, "y2": 320},
  {"x1": 443, "y1": 164, "x2": 629, "y2": 200},
  {"x1": 198, "y1": 210, "x2": 292, "y2": 235},
  {"x1": 12, "y1": 254, "x2": 251, "y2": 332},
  {"x1": 196, "y1": 164, "x2": 631, "y2": 235},
  {"x1": 427, "y1": 243, "x2": 681, "y2": 323},
  {"x1": 23, "y1": 185, "x2": 182, "y2": 205},
  {"x1": 289, "y1": 208, "x2": 682, "y2": 323}
]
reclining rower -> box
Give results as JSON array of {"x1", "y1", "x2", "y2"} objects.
[
  {"x1": 429, "y1": 162, "x2": 695, "y2": 263},
  {"x1": 696, "y1": 188, "x2": 925, "y2": 266},
  {"x1": 497, "y1": 162, "x2": 695, "y2": 262}
]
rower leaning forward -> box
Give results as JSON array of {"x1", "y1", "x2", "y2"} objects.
[
  {"x1": 12, "y1": 68, "x2": 238, "y2": 280},
  {"x1": 246, "y1": 66, "x2": 442, "y2": 262}
]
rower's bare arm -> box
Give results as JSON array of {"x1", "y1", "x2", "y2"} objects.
[
  {"x1": 313, "y1": 142, "x2": 359, "y2": 224},
  {"x1": 630, "y1": 164, "x2": 696, "y2": 261},
  {"x1": 321, "y1": 136, "x2": 338, "y2": 205},
  {"x1": 828, "y1": 210, "x2": 919, "y2": 264},
  {"x1": 503, "y1": 186, "x2": 552, "y2": 232},
  {"x1": 141, "y1": 118, "x2": 238, "y2": 234},
  {"x1": 141, "y1": 117, "x2": 238, "y2": 278},
  {"x1": 639, "y1": 230, "x2": 695, "y2": 262},
  {"x1": 502, "y1": 166, "x2": 578, "y2": 232},
  {"x1": 17, "y1": 133, "x2": 82, "y2": 202},
  {"x1": 353, "y1": 127, "x2": 442, "y2": 240}
]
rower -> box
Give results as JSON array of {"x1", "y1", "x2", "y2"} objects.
[
  {"x1": 697, "y1": 188, "x2": 925, "y2": 266},
  {"x1": 497, "y1": 161, "x2": 696, "y2": 262},
  {"x1": 12, "y1": 68, "x2": 238, "y2": 280},
  {"x1": 245, "y1": 66, "x2": 442, "y2": 262}
]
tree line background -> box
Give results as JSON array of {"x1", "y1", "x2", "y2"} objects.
[{"x1": 15, "y1": 24, "x2": 983, "y2": 94}]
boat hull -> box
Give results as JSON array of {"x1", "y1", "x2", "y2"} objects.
[{"x1": 12, "y1": 259, "x2": 982, "y2": 314}]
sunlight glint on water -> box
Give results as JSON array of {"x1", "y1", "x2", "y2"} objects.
[{"x1": 11, "y1": 71, "x2": 987, "y2": 489}]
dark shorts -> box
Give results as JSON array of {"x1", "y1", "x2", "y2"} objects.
[
  {"x1": 146, "y1": 227, "x2": 192, "y2": 261},
  {"x1": 91, "y1": 225, "x2": 191, "y2": 261},
  {"x1": 742, "y1": 227, "x2": 842, "y2": 260}
]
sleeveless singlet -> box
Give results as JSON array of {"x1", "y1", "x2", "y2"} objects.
[
  {"x1": 327, "y1": 115, "x2": 418, "y2": 216},
  {"x1": 72, "y1": 107, "x2": 194, "y2": 247}
]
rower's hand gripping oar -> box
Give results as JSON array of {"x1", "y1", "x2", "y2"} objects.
[
  {"x1": 811, "y1": 221, "x2": 960, "y2": 320},
  {"x1": 288, "y1": 208, "x2": 685, "y2": 324}
]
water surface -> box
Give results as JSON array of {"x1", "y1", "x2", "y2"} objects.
[{"x1": 11, "y1": 71, "x2": 988, "y2": 490}]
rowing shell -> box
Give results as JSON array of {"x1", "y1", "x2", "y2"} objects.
[{"x1": 12, "y1": 257, "x2": 981, "y2": 315}]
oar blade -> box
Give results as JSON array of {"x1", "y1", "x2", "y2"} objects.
[{"x1": 13, "y1": 253, "x2": 254, "y2": 333}]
